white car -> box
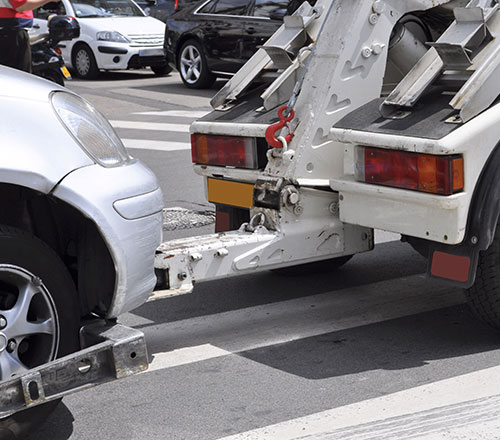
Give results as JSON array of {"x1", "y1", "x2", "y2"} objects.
[{"x1": 33, "y1": 0, "x2": 168, "y2": 79}]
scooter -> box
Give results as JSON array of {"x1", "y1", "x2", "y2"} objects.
[{"x1": 31, "y1": 15, "x2": 80, "y2": 86}]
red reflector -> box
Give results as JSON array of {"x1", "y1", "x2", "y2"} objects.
[
  {"x1": 431, "y1": 251, "x2": 470, "y2": 282},
  {"x1": 361, "y1": 147, "x2": 463, "y2": 196},
  {"x1": 215, "y1": 210, "x2": 230, "y2": 232},
  {"x1": 191, "y1": 134, "x2": 258, "y2": 169},
  {"x1": 54, "y1": 47, "x2": 62, "y2": 55}
]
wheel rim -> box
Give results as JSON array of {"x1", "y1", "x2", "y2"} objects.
[
  {"x1": 75, "y1": 49, "x2": 90, "y2": 76},
  {"x1": 180, "y1": 44, "x2": 202, "y2": 84},
  {"x1": 0, "y1": 265, "x2": 59, "y2": 381}
]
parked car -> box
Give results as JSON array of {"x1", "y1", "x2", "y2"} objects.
[
  {"x1": 0, "y1": 65, "x2": 163, "y2": 437},
  {"x1": 164, "y1": 0, "x2": 302, "y2": 88},
  {"x1": 32, "y1": 0, "x2": 169, "y2": 79},
  {"x1": 148, "y1": 0, "x2": 194, "y2": 22}
]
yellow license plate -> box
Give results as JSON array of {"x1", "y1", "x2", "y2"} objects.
[
  {"x1": 207, "y1": 178, "x2": 253, "y2": 209},
  {"x1": 60, "y1": 65, "x2": 71, "y2": 79}
]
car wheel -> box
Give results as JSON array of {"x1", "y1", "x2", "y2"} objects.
[
  {"x1": 72, "y1": 44, "x2": 99, "y2": 80},
  {"x1": 151, "y1": 64, "x2": 173, "y2": 76},
  {"x1": 0, "y1": 226, "x2": 80, "y2": 438},
  {"x1": 178, "y1": 39, "x2": 215, "y2": 89}
]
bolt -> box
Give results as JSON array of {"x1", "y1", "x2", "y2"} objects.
[
  {"x1": 371, "y1": 43, "x2": 384, "y2": 55},
  {"x1": 177, "y1": 272, "x2": 188, "y2": 281},
  {"x1": 471, "y1": 236, "x2": 478, "y2": 245},
  {"x1": 0, "y1": 316, "x2": 6, "y2": 330},
  {"x1": 372, "y1": 0, "x2": 385, "y2": 14},
  {"x1": 328, "y1": 202, "x2": 338, "y2": 214},
  {"x1": 7, "y1": 339, "x2": 16, "y2": 353},
  {"x1": 369, "y1": 13, "x2": 379, "y2": 25},
  {"x1": 190, "y1": 253, "x2": 203, "y2": 262},
  {"x1": 362, "y1": 46, "x2": 372, "y2": 58},
  {"x1": 288, "y1": 192, "x2": 300, "y2": 205},
  {"x1": 215, "y1": 248, "x2": 229, "y2": 257},
  {"x1": 293, "y1": 205, "x2": 303, "y2": 216}
]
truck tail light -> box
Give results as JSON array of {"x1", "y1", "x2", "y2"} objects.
[
  {"x1": 191, "y1": 134, "x2": 259, "y2": 169},
  {"x1": 355, "y1": 146, "x2": 464, "y2": 195}
]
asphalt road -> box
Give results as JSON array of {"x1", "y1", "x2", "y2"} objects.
[{"x1": 27, "y1": 70, "x2": 500, "y2": 440}]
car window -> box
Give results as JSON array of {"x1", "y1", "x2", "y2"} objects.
[
  {"x1": 33, "y1": 1, "x2": 67, "y2": 19},
  {"x1": 70, "y1": 0, "x2": 145, "y2": 17},
  {"x1": 251, "y1": 0, "x2": 287, "y2": 19},
  {"x1": 198, "y1": 0, "x2": 250, "y2": 16}
]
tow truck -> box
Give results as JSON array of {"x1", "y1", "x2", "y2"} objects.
[{"x1": 154, "y1": 0, "x2": 500, "y2": 330}]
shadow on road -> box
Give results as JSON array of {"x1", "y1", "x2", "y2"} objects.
[{"x1": 27, "y1": 402, "x2": 74, "y2": 440}]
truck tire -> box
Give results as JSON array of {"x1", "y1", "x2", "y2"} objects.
[
  {"x1": 272, "y1": 255, "x2": 353, "y2": 276},
  {"x1": 0, "y1": 226, "x2": 80, "y2": 438},
  {"x1": 466, "y1": 224, "x2": 500, "y2": 330}
]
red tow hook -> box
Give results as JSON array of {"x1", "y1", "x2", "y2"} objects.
[{"x1": 265, "y1": 105, "x2": 295, "y2": 149}]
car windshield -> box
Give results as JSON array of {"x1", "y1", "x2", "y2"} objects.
[{"x1": 71, "y1": 0, "x2": 145, "y2": 17}]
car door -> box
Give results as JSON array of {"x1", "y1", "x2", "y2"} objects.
[
  {"x1": 196, "y1": 0, "x2": 252, "y2": 73},
  {"x1": 242, "y1": 0, "x2": 288, "y2": 59}
]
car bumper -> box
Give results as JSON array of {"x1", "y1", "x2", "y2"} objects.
[
  {"x1": 52, "y1": 159, "x2": 164, "y2": 317},
  {"x1": 94, "y1": 43, "x2": 166, "y2": 70}
]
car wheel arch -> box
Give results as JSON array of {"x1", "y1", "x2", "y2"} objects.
[{"x1": 0, "y1": 183, "x2": 116, "y2": 319}]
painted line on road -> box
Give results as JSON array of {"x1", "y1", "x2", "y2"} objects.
[
  {"x1": 216, "y1": 364, "x2": 500, "y2": 440},
  {"x1": 110, "y1": 120, "x2": 190, "y2": 133},
  {"x1": 132, "y1": 110, "x2": 209, "y2": 118},
  {"x1": 122, "y1": 139, "x2": 190, "y2": 151},
  {"x1": 145, "y1": 275, "x2": 464, "y2": 373}
]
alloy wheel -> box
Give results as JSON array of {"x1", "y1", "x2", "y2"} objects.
[{"x1": 180, "y1": 44, "x2": 202, "y2": 84}]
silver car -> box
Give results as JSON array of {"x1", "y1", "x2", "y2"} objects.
[{"x1": 0, "y1": 66, "x2": 163, "y2": 437}]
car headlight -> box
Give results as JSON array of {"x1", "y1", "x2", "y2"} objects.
[
  {"x1": 96, "y1": 31, "x2": 130, "y2": 43},
  {"x1": 51, "y1": 91, "x2": 131, "y2": 167}
]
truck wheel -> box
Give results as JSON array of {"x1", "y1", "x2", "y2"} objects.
[
  {"x1": 466, "y1": 226, "x2": 500, "y2": 330},
  {"x1": 72, "y1": 44, "x2": 99, "y2": 80},
  {"x1": 272, "y1": 255, "x2": 353, "y2": 276},
  {"x1": 178, "y1": 39, "x2": 215, "y2": 89},
  {"x1": 0, "y1": 226, "x2": 80, "y2": 438}
]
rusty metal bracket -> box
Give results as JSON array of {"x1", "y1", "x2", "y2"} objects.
[{"x1": 0, "y1": 322, "x2": 148, "y2": 419}]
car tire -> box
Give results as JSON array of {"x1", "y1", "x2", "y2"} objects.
[
  {"x1": 72, "y1": 44, "x2": 99, "y2": 80},
  {"x1": 0, "y1": 226, "x2": 80, "y2": 438},
  {"x1": 178, "y1": 39, "x2": 215, "y2": 89},
  {"x1": 151, "y1": 64, "x2": 173, "y2": 76},
  {"x1": 272, "y1": 255, "x2": 353, "y2": 276},
  {"x1": 466, "y1": 223, "x2": 500, "y2": 330}
]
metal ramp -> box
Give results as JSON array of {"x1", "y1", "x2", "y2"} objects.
[
  {"x1": 381, "y1": 0, "x2": 500, "y2": 123},
  {"x1": 210, "y1": 4, "x2": 321, "y2": 110}
]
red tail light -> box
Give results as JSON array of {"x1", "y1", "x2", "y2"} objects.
[
  {"x1": 355, "y1": 146, "x2": 464, "y2": 195},
  {"x1": 191, "y1": 134, "x2": 259, "y2": 169},
  {"x1": 174, "y1": 0, "x2": 179, "y2": 11}
]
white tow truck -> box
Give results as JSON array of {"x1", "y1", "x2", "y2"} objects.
[{"x1": 155, "y1": 0, "x2": 500, "y2": 329}]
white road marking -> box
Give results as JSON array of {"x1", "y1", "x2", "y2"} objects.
[
  {"x1": 147, "y1": 344, "x2": 231, "y2": 372},
  {"x1": 122, "y1": 139, "x2": 190, "y2": 151},
  {"x1": 217, "y1": 365, "x2": 500, "y2": 440},
  {"x1": 132, "y1": 110, "x2": 209, "y2": 118},
  {"x1": 110, "y1": 120, "x2": 190, "y2": 133},
  {"x1": 145, "y1": 275, "x2": 464, "y2": 372}
]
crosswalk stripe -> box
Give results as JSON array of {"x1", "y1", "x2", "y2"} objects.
[
  {"x1": 132, "y1": 110, "x2": 209, "y2": 118},
  {"x1": 145, "y1": 275, "x2": 463, "y2": 372},
  {"x1": 217, "y1": 365, "x2": 500, "y2": 440},
  {"x1": 123, "y1": 139, "x2": 190, "y2": 151},
  {"x1": 111, "y1": 120, "x2": 190, "y2": 133}
]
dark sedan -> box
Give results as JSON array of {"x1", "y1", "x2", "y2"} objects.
[{"x1": 164, "y1": 0, "x2": 300, "y2": 88}]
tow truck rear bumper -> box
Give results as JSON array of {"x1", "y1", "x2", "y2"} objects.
[{"x1": 0, "y1": 321, "x2": 148, "y2": 419}]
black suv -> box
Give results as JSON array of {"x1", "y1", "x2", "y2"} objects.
[{"x1": 164, "y1": 0, "x2": 302, "y2": 88}]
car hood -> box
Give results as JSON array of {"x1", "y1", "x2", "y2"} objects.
[
  {"x1": 0, "y1": 66, "x2": 94, "y2": 193},
  {"x1": 79, "y1": 16, "x2": 165, "y2": 37}
]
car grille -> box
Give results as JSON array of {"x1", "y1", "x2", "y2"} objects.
[{"x1": 127, "y1": 34, "x2": 164, "y2": 47}]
